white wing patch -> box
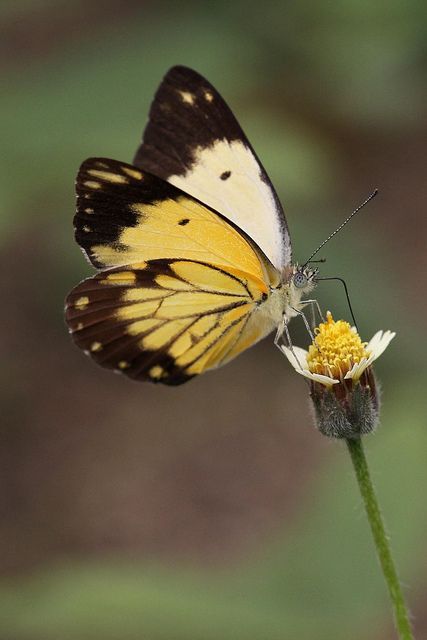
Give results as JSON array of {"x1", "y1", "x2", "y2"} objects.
[{"x1": 168, "y1": 139, "x2": 290, "y2": 271}]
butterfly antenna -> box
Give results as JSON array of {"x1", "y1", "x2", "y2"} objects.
[{"x1": 302, "y1": 189, "x2": 378, "y2": 267}]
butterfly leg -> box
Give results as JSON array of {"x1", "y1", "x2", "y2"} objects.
[
  {"x1": 301, "y1": 299, "x2": 325, "y2": 329},
  {"x1": 274, "y1": 315, "x2": 287, "y2": 349},
  {"x1": 290, "y1": 307, "x2": 316, "y2": 343},
  {"x1": 274, "y1": 316, "x2": 304, "y2": 369}
]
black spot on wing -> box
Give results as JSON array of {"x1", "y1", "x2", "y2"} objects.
[
  {"x1": 220, "y1": 170, "x2": 231, "y2": 180},
  {"x1": 178, "y1": 218, "x2": 190, "y2": 226}
]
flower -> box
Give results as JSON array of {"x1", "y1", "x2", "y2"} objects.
[
  {"x1": 281, "y1": 312, "x2": 395, "y2": 439},
  {"x1": 282, "y1": 312, "x2": 395, "y2": 387}
]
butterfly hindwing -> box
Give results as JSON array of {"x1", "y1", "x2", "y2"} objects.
[
  {"x1": 65, "y1": 260, "x2": 275, "y2": 384},
  {"x1": 133, "y1": 66, "x2": 291, "y2": 271}
]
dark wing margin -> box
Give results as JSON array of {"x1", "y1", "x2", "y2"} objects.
[
  {"x1": 74, "y1": 157, "x2": 177, "y2": 269},
  {"x1": 132, "y1": 66, "x2": 292, "y2": 269}
]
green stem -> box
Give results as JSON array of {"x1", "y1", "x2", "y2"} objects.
[{"x1": 346, "y1": 437, "x2": 414, "y2": 640}]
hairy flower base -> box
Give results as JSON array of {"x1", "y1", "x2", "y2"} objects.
[{"x1": 310, "y1": 369, "x2": 380, "y2": 439}]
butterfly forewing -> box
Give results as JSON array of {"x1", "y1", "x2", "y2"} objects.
[
  {"x1": 75, "y1": 158, "x2": 278, "y2": 289},
  {"x1": 133, "y1": 66, "x2": 291, "y2": 271}
]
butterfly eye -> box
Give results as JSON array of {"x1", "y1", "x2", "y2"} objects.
[{"x1": 293, "y1": 271, "x2": 307, "y2": 288}]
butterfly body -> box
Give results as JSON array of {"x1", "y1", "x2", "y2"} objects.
[{"x1": 65, "y1": 67, "x2": 317, "y2": 384}]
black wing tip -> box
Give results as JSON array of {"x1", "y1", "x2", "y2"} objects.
[
  {"x1": 165, "y1": 65, "x2": 206, "y2": 81},
  {"x1": 160, "y1": 66, "x2": 222, "y2": 100}
]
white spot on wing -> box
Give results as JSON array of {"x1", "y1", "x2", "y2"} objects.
[
  {"x1": 178, "y1": 90, "x2": 195, "y2": 105},
  {"x1": 88, "y1": 170, "x2": 128, "y2": 184},
  {"x1": 75, "y1": 296, "x2": 89, "y2": 310},
  {"x1": 149, "y1": 365, "x2": 164, "y2": 379},
  {"x1": 122, "y1": 166, "x2": 143, "y2": 180}
]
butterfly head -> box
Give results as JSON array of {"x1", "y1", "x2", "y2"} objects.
[
  {"x1": 292, "y1": 265, "x2": 318, "y2": 292},
  {"x1": 282, "y1": 264, "x2": 318, "y2": 317}
]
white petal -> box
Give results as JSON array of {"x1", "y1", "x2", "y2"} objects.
[
  {"x1": 344, "y1": 361, "x2": 361, "y2": 380},
  {"x1": 281, "y1": 345, "x2": 309, "y2": 371},
  {"x1": 366, "y1": 330, "x2": 383, "y2": 354},
  {"x1": 345, "y1": 330, "x2": 395, "y2": 380},
  {"x1": 281, "y1": 346, "x2": 338, "y2": 387},
  {"x1": 366, "y1": 330, "x2": 396, "y2": 362},
  {"x1": 344, "y1": 357, "x2": 370, "y2": 380},
  {"x1": 294, "y1": 368, "x2": 339, "y2": 387}
]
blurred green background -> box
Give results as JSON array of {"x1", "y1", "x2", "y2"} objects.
[{"x1": 1, "y1": 1, "x2": 426, "y2": 639}]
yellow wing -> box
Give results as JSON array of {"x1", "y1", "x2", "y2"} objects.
[
  {"x1": 67, "y1": 157, "x2": 282, "y2": 384},
  {"x1": 65, "y1": 260, "x2": 276, "y2": 384}
]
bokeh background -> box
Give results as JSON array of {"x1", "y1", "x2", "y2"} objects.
[{"x1": 1, "y1": 1, "x2": 426, "y2": 639}]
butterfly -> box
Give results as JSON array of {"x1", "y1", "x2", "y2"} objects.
[{"x1": 65, "y1": 66, "x2": 317, "y2": 385}]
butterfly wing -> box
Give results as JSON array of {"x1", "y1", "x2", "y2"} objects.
[
  {"x1": 65, "y1": 260, "x2": 276, "y2": 385},
  {"x1": 75, "y1": 157, "x2": 278, "y2": 287},
  {"x1": 66, "y1": 158, "x2": 282, "y2": 384},
  {"x1": 133, "y1": 66, "x2": 291, "y2": 272}
]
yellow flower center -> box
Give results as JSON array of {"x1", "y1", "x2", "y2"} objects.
[{"x1": 307, "y1": 312, "x2": 369, "y2": 380}]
